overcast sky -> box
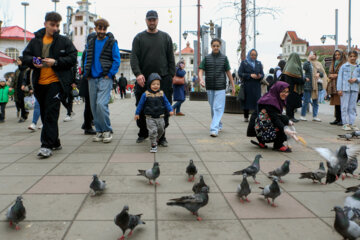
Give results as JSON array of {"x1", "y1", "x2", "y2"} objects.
[{"x1": 1, "y1": 0, "x2": 359, "y2": 72}]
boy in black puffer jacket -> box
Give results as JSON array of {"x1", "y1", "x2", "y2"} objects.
[{"x1": 135, "y1": 73, "x2": 173, "y2": 152}]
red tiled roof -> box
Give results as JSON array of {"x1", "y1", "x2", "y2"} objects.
[
  {"x1": 0, "y1": 26, "x2": 34, "y2": 41},
  {"x1": 176, "y1": 42, "x2": 194, "y2": 55},
  {"x1": 306, "y1": 45, "x2": 348, "y2": 55},
  {"x1": 280, "y1": 31, "x2": 308, "y2": 47},
  {"x1": 0, "y1": 51, "x2": 15, "y2": 66}
]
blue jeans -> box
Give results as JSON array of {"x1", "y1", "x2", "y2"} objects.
[
  {"x1": 88, "y1": 77, "x2": 113, "y2": 132},
  {"x1": 301, "y1": 91, "x2": 318, "y2": 117},
  {"x1": 32, "y1": 97, "x2": 41, "y2": 125},
  {"x1": 318, "y1": 89, "x2": 326, "y2": 103},
  {"x1": 172, "y1": 100, "x2": 184, "y2": 113},
  {"x1": 207, "y1": 90, "x2": 225, "y2": 134}
]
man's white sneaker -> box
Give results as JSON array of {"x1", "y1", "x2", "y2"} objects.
[
  {"x1": 300, "y1": 116, "x2": 307, "y2": 121},
  {"x1": 37, "y1": 148, "x2": 52, "y2": 158},
  {"x1": 312, "y1": 117, "x2": 322, "y2": 122},
  {"x1": 102, "y1": 131, "x2": 112, "y2": 143},
  {"x1": 38, "y1": 124, "x2": 43, "y2": 129},
  {"x1": 93, "y1": 132, "x2": 103, "y2": 142},
  {"x1": 342, "y1": 124, "x2": 352, "y2": 131},
  {"x1": 63, "y1": 115, "x2": 72, "y2": 122},
  {"x1": 351, "y1": 125, "x2": 360, "y2": 131},
  {"x1": 28, "y1": 123, "x2": 36, "y2": 131}
]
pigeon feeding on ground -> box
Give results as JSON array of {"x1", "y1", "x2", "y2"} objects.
[
  {"x1": 259, "y1": 177, "x2": 282, "y2": 207},
  {"x1": 114, "y1": 205, "x2": 145, "y2": 240},
  {"x1": 268, "y1": 160, "x2": 290, "y2": 183},
  {"x1": 137, "y1": 162, "x2": 160, "y2": 185},
  {"x1": 299, "y1": 162, "x2": 326, "y2": 184},
  {"x1": 339, "y1": 131, "x2": 360, "y2": 140},
  {"x1": 192, "y1": 175, "x2": 209, "y2": 194},
  {"x1": 237, "y1": 173, "x2": 251, "y2": 203},
  {"x1": 167, "y1": 186, "x2": 209, "y2": 221},
  {"x1": 344, "y1": 190, "x2": 360, "y2": 209},
  {"x1": 6, "y1": 196, "x2": 26, "y2": 230},
  {"x1": 186, "y1": 159, "x2": 198, "y2": 182},
  {"x1": 346, "y1": 185, "x2": 360, "y2": 193},
  {"x1": 314, "y1": 145, "x2": 360, "y2": 184},
  {"x1": 233, "y1": 154, "x2": 262, "y2": 184},
  {"x1": 89, "y1": 174, "x2": 106, "y2": 196},
  {"x1": 345, "y1": 158, "x2": 358, "y2": 178},
  {"x1": 333, "y1": 206, "x2": 360, "y2": 240}
]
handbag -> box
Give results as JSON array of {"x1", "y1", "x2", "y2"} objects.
[
  {"x1": 172, "y1": 75, "x2": 185, "y2": 85},
  {"x1": 254, "y1": 110, "x2": 277, "y2": 143},
  {"x1": 236, "y1": 84, "x2": 245, "y2": 101},
  {"x1": 24, "y1": 95, "x2": 35, "y2": 110}
]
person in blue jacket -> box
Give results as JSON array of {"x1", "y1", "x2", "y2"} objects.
[
  {"x1": 135, "y1": 73, "x2": 173, "y2": 153},
  {"x1": 172, "y1": 60, "x2": 186, "y2": 116}
]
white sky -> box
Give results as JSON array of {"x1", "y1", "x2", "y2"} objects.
[{"x1": 1, "y1": 0, "x2": 359, "y2": 72}]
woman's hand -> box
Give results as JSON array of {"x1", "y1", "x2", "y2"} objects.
[
  {"x1": 338, "y1": 91, "x2": 343, "y2": 96},
  {"x1": 200, "y1": 80, "x2": 205, "y2": 88},
  {"x1": 134, "y1": 115, "x2": 140, "y2": 120},
  {"x1": 250, "y1": 74, "x2": 257, "y2": 79}
]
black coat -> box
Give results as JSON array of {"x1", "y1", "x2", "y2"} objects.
[
  {"x1": 283, "y1": 74, "x2": 305, "y2": 109},
  {"x1": 22, "y1": 28, "x2": 77, "y2": 98}
]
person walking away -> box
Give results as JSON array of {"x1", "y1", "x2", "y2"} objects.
[
  {"x1": 238, "y1": 49, "x2": 264, "y2": 122},
  {"x1": 83, "y1": 18, "x2": 121, "y2": 143},
  {"x1": 22, "y1": 11, "x2": 77, "y2": 158},
  {"x1": 337, "y1": 50, "x2": 360, "y2": 131},
  {"x1": 282, "y1": 53, "x2": 305, "y2": 122},
  {"x1": 172, "y1": 60, "x2": 186, "y2": 116},
  {"x1": 266, "y1": 68, "x2": 275, "y2": 91},
  {"x1": 13, "y1": 57, "x2": 30, "y2": 123},
  {"x1": 130, "y1": 10, "x2": 175, "y2": 146},
  {"x1": 135, "y1": 73, "x2": 173, "y2": 152},
  {"x1": 274, "y1": 60, "x2": 286, "y2": 82},
  {"x1": 328, "y1": 50, "x2": 347, "y2": 126},
  {"x1": 0, "y1": 78, "x2": 14, "y2": 123},
  {"x1": 118, "y1": 73, "x2": 127, "y2": 99},
  {"x1": 199, "y1": 38, "x2": 235, "y2": 137}
]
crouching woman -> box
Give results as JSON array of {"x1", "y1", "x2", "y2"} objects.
[{"x1": 247, "y1": 81, "x2": 295, "y2": 152}]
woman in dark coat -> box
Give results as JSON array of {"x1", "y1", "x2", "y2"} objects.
[
  {"x1": 238, "y1": 49, "x2": 264, "y2": 122},
  {"x1": 282, "y1": 53, "x2": 305, "y2": 122},
  {"x1": 172, "y1": 60, "x2": 186, "y2": 116},
  {"x1": 247, "y1": 81, "x2": 295, "y2": 152}
]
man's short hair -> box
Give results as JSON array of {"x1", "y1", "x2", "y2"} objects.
[
  {"x1": 45, "y1": 12, "x2": 62, "y2": 22},
  {"x1": 95, "y1": 19, "x2": 110, "y2": 28}
]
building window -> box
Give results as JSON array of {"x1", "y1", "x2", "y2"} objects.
[
  {"x1": 302, "y1": 46, "x2": 305, "y2": 52},
  {"x1": 191, "y1": 58, "x2": 194, "y2": 65},
  {"x1": 89, "y1": 16, "x2": 94, "y2": 22},
  {"x1": 284, "y1": 48, "x2": 286, "y2": 53},
  {"x1": 80, "y1": 26, "x2": 83, "y2": 35},
  {"x1": 296, "y1": 46, "x2": 299, "y2": 52},
  {"x1": 287, "y1": 46, "x2": 290, "y2": 53},
  {"x1": 75, "y1": 27, "x2": 77, "y2": 36},
  {"x1": 5, "y1": 48, "x2": 19, "y2": 60},
  {"x1": 75, "y1": 15, "x2": 83, "y2": 21},
  {"x1": 292, "y1": 46, "x2": 294, "y2": 52}
]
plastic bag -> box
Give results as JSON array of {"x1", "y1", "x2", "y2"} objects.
[
  {"x1": 71, "y1": 88, "x2": 79, "y2": 97},
  {"x1": 24, "y1": 95, "x2": 35, "y2": 110},
  {"x1": 109, "y1": 90, "x2": 115, "y2": 104}
]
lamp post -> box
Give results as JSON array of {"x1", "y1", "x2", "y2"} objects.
[
  {"x1": 253, "y1": 0, "x2": 256, "y2": 49},
  {"x1": 320, "y1": 9, "x2": 338, "y2": 51},
  {"x1": 197, "y1": 0, "x2": 201, "y2": 73},
  {"x1": 52, "y1": 0, "x2": 60, "y2": 12},
  {"x1": 348, "y1": 0, "x2": 351, "y2": 52},
  {"x1": 179, "y1": 0, "x2": 182, "y2": 60},
  {"x1": 21, "y1": 2, "x2": 29, "y2": 47}
]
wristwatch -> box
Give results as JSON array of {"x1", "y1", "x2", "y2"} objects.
[{"x1": 54, "y1": 60, "x2": 58, "y2": 66}]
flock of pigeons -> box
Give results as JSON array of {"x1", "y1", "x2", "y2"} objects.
[{"x1": 5, "y1": 132, "x2": 360, "y2": 239}]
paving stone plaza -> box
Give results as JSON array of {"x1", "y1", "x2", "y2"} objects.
[{"x1": 0, "y1": 98, "x2": 358, "y2": 240}]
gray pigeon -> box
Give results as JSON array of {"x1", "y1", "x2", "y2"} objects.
[
  {"x1": 6, "y1": 196, "x2": 26, "y2": 230},
  {"x1": 259, "y1": 177, "x2": 282, "y2": 207},
  {"x1": 186, "y1": 159, "x2": 198, "y2": 182},
  {"x1": 233, "y1": 154, "x2": 262, "y2": 184},
  {"x1": 315, "y1": 145, "x2": 360, "y2": 184},
  {"x1": 167, "y1": 186, "x2": 209, "y2": 221},
  {"x1": 299, "y1": 162, "x2": 326, "y2": 184},
  {"x1": 237, "y1": 173, "x2": 251, "y2": 203},
  {"x1": 339, "y1": 131, "x2": 360, "y2": 140},
  {"x1": 89, "y1": 174, "x2": 106, "y2": 196},
  {"x1": 345, "y1": 157, "x2": 358, "y2": 178},
  {"x1": 333, "y1": 206, "x2": 360, "y2": 240},
  {"x1": 114, "y1": 205, "x2": 145, "y2": 240},
  {"x1": 344, "y1": 206, "x2": 360, "y2": 225},
  {"x1": 137, "y1": 162, "x2": 160, "y2": 185},
  {"x1": 344, "y1": 190, "x2": 360, "y2": 209},
  {"x1": 192, "y1": 175, "x2": 209, "y2": 194},
  {"x1": 268, "y1": 160, "x2": 290, "y2": 183},
  {"x1": 346, "y1": 185, "x2": 360, "y2": 193}
]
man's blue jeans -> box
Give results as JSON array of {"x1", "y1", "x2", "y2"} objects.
[
  {"x1": 207, "y1": 90, "x2": 225, "y2": 134},
  {"x1": 301, "y1": 90, "x2": 318, "y2": 117},
  {"x1": 88, "y1": 77, "x2": 113, "y2": 132}
]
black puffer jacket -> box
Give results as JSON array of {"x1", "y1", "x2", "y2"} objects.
[
  {"x1": 202, "y1": 52, "x2": 228, "y2": 90},
  {"x1": 22, "y1": 28, "x2": 77, "y2": 97}
]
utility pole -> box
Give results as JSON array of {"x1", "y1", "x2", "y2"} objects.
[
  {"x1": 253, "y1": 0, "x2": 256, "y2": 49},
  {"x1": 335, "y1": 9, "x2": 338, "y2": 50},
  {"x1": 348, "y1": 0, "x2": 351, "y2": 52},
  {"x1": 21, "y1": 2, "x2": 29, "y2": 48},
  {"x1": 179, "y1": 0, "x2": 182, "y2": 60},
  {"x1": 197, "y1": 0, "x2": 201, "y2": 72},
  {"x1": 52, "y1": 0, "x2": 60, "y2": 12}
]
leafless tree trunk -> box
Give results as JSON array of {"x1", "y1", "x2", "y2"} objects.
[{"x1": 240, "y1": 0, "x2": 246, "y2": 61}]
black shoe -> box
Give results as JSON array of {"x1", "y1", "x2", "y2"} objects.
[
  {"x1": 81, "y1": 123, "x2": 85, "y2": 130},
  {"x1": 290, "y1": 118, "x2": 299, "y2": 123},
  {"x1": 84, "y1": 128, "x2": 96, "y2": 135},
  {"x1": 158, "y1": 139, "x2": 168, "y2": 147},
  {"x1": 136, "y1": 136, "x2": 148, "y2": 143},
  {"x1": 330, "y1": 120, "x2": 340, "y2": 125},
  {"x1": 18, "y1": 118, "x2": 25, "y2": 123},
  {"x1": 337, "y1": 121, "x2": 343, "y2": 126}
]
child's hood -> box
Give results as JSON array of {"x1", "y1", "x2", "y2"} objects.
[{"x1": 147, "y1": 73, "x2": 162, "y2": 90}]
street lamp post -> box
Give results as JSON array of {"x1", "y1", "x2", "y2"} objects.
[
  {"x1": 348, "y1": 0, "x2": 351, "y2": 52},
  {"x1": 21, "y1": 2, "x2": 29, "y2": 47},
  {"x1": 253, "y1": 0, "x2": 256, "y2": 49},
  {"x1": 52, "y1": 0, "x2": 60, "y2": 12},
  {"x1": 320, "y1": 9, "x2": 338, "y2": 51}
]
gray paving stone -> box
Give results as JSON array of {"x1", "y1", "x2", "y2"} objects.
[
  {"x1": 48, "y1": 163, "x2": 105, "y2": 176},
  {"x1": 0, "y1": 163, "x2": 57, "y2": 176},
  {"x1": 0, "y1": 176, "x2": 42, "y2": 194}
]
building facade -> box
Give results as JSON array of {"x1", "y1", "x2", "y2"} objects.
[
  {"x1": 279, "y1": 31, "x2": 309, "y2": 60},
  {"x1": 175, "y1": 42, "x2": 195, "y2": 80}
]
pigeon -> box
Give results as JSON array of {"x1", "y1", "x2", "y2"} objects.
[
  {"x1": 237, "y1": 173, "x2": 251, "y2": 203},
  {"x1": 333, "y1": 206, "x2": 360, "y2": 240},
  {"x1": 89, "y1": 174, "x2": 106, "y2": 196},
  {"x1": 114, "y1": 205, "x2": 145, "y2": 240},
  {"x1": 344, "y1": 190, "x2": 360, "y2": 209},
  {"x1": 344, "y1": 206, "x2": 360, "y2": 225},
  {"x1": 339, "y1": 131, "x2": 360, "y2": 140},
  {"x1": 314, "y1": 145, "x2": 360, "y2": 184},
  {"x1": 186, "y1": 159, "x2": 198, "y2": 182},
  {"x1": 299, "y1": 162, "x2": 326, "y2": 184},
  {"x1": 346, "y1": 185, "x2": 360, "y2": 193},
  {"x1": 259, "y1": 177, "x2": 282, "y2": 207},
  {"x1": 167, "y1": 186, "x2": 209, "y2": 221},
  {"x1": 6, "y1": 196, "x2": 26, "y2": 230},
  {"x1": 345, "y1": 157, "x2": 358, "y2": 178},
  {"x1": 268, "y1": 160, "x2": 290, "y2": 183},
  {"x1": 192, "y1": 175, "x2": 209, "y2": 194},
  {"x1": 233, "y1": 154, "x2": 262, "y2": 184},
  {"x1": 137, "y1": 162, "x2": 160, "y2": 185}
]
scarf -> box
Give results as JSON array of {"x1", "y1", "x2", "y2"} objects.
[
  {"x1": 283, "y1": 53, "x2": 303, "y2": 78},
  {"x1": 310, "y1": 59, "x2": 328, "y2": 97},
  {"x1": 328, "y1": 50, "x2": 347, "y2": 95},
  {"x1": 258, "y1": 81, "x2": 289, "y2": 112},
  {"x1": 246, "y1": 49, "x2": 257, "y2": 69}
]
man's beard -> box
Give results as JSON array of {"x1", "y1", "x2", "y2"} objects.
[
  {"x1": 147, "y1": 24, "x2": 157, "y2": 31},
  {"x1": 97, "y1": 33, "x2": 106, "y2": 39}
]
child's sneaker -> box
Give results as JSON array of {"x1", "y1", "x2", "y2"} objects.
[
  {"x1": 93, "y1": 132, "x2": 103, "y2": 142},
  {"x1": 312, "y1": 117, "x2": 321, "y2": 122},
  {"x1": 299, "y1": 116, "x2": 307, "y2": 121},
  {"x1": 351, "y1": 125, "x2": 360, "y2": 131},
  {"x1": 342, "y1": 124, "x2": 352, "y2": 131},
  {"x1": 150, "y1": 144, "x2": 157, "y2": 153}
]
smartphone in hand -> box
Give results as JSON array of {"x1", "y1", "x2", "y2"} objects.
[{"x1": 33, "y1": 57, "x2": 42, "y2": 65}]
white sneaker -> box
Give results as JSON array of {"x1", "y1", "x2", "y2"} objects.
[
  {"x1": 210, "y1": 132, "x2": 218, "y2": 137},
  {"x1": 28, "y1": 123, "x2": 36, "y2": 131},
  {"x1": 102, "y1": 131, "x2": 112, "y2": 143},
  {"x1": 351, "y1": 125, "x2": 360, "y2": 131},
  {"x1": 38, "y1": 124, "x2": 43, "y2": 129},
  {"x1": 300, "y1": 116, "x2": 307, "y2": 121},
  {"x1": 312, "y1": 117, "x2": 321, "y2": 122},
  {"x1": 93, "y1": 132, "x2": 103, "y2": 142},
  {"x1": 342, "y1": 124, "x2": 352, "y2": 131},
  {"x1": 63, "y1": 115, "x2": 72, "y2": 122}
]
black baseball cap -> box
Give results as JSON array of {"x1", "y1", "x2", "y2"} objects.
[{"x1": 146, "y1": 10, "x2": 158, "y2": 20}]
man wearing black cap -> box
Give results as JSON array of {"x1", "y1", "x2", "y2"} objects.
[{"x1": 131, "y1": 10, "x2": 176, "y2": 146}]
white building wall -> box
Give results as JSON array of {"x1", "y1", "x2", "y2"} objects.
[{"x1": 0, "y1": 39, "x2": 30, "y2": 58}]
